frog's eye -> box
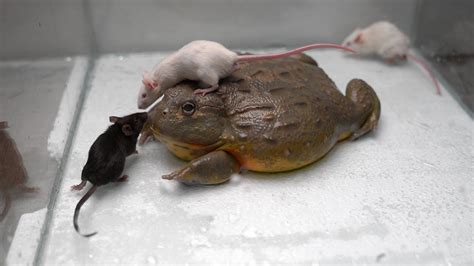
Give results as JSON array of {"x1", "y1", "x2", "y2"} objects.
[{"x1": 181, "y1": 101, "x2": 196, "y2": 115}]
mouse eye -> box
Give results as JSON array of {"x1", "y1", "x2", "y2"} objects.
[
  {"x1": 142, "y1": 93, "x2": 147, "y2": 98},
  {"x1": 181, "y1": 101, "x2": 196, "y2": 115}
]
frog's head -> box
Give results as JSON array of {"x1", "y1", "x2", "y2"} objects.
[{"x1": 149, "y1": 83, "x2": 227, "y2": 158}]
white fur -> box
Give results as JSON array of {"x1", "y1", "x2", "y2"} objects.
[
  {"x1": 342, "y1": 21, "x2": 410, "y2": 60},
  {"x1": 137, "y1": 40, "x2": 238, "y2": 109},
  {"x1": 342, "y1": 21, "x2": 442, "y2": 95},
  {"x1": 136, "y1": 83, "x2": 154, "y2": 110}
]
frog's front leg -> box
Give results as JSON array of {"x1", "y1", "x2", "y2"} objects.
[
  {"x1": 162, "y1": 151, "x2": 240, "y2": 185},
  {"x1": 139, "y1": 119, "x2": 155, "y2": 145}
]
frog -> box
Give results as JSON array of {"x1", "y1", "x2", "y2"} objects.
[{"x1": 141, "y1": 53, "x2": 381, "y2": 185}]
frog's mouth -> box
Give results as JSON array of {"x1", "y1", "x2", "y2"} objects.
[{"x1": 150, "y1": 126, "x2": 223, "y2": 161}]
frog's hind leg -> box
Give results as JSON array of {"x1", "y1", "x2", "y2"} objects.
[
  {"x1": 345, "y1": 79, "x2": 381, "y2": 140},
  {"x1": 162, "y1": 151, "x2": 240, "y2": 185}
]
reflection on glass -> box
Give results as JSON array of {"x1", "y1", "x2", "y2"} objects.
[{"x1": 0, "y1": 121, "x2": 38, "y2": 222}]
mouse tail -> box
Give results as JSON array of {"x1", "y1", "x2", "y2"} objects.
[
  {"x1": 74, "y1": 185, "x2": 98, "y2": 237},
  {"x1": 236, "y1": 43, "x2": 355, "y2": 62},
  {"x1": 0, "y1": 191, "x2": 12, "y2": 222},
  {"x1": 406, "y1": 54, "x2": 442, "y2": 95}
]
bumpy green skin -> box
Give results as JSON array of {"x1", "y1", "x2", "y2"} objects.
[{"x1": 145, "y1": 54, "x2": 381, "y2": 185}]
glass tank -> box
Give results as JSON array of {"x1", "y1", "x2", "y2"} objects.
[{"x1": 0, "y1": 0, "x2": 472, "y2": 264}]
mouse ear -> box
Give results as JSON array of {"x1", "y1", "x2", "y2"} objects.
[
  {"x1": 0, "y1": 121, "x2": 8, "y2": 129},
  {"x1": 121, "y1": 124, "x2": 134, "y2": 136},
  {"x1": 142, "y1": 72, "x2": 157, "y2": 91},
  {"x1": 109, "y1": 116, "x2": 120, "y2": 123},
  {"x1": 354, "y1": 33, "x2": 363, "y2": 43}
]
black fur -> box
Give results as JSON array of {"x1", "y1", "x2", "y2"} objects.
[{"x1": 73, "y1": 112, "x2": 147, "y2": 237}]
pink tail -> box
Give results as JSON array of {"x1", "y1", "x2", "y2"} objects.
[
  {"x1": 237, "y1": 43, "x2": 355, "y2": 62},
  {"x1": 406, "y1": 54, "x2": 442, "y2": 95}
]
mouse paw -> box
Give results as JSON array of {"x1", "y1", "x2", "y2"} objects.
[
  {"x1": 117, "y1": 175, "x2": 129, "y2": 182},
  {"x1": 21, "y1": 185, "x2": 39, "y2": 193},
  {"x1": 71, "y1": 180, "x2": 87, "y2": 191},
  {"x1": 194, "y1": 85, "x2": 218, "y2": 96}
]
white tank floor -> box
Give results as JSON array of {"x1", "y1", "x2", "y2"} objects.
[{"x1": 23, "y1": 50, "x2": 473, "y2": 264}]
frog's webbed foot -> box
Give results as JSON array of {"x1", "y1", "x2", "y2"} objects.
[
  {"x1": 162, "y1": 151, "x2": 240, "y2": 185},
  {"x1": 346, "y1": 79, "x2": 381, "y2": 140}
]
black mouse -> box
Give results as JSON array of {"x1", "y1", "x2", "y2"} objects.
[{"x1": 71, "y1": 112, "x2": 148, "y2": 237}]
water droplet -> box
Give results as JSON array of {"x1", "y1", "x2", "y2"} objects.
[
  {"x1": 118, "y1": 56, "x2": 124, "y2": 61},
  {"x1": 65, "y1": 57, "x2": 72, "y2": 62}
]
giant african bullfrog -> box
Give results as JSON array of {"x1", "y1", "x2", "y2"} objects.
[{"x1": 141, "y1": 54, "x2": 380, "y2": 185}]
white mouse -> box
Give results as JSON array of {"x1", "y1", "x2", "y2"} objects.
[
  {"x1": 342, "y1": 21, "x2": 441, "y2": 95},
  {"x1": 137, "y1": 40, "x2": 354, "y2": 109}
]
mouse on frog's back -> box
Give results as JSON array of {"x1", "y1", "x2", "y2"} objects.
[{"x1": 137, "y1": 40, "x2": 355, "y2": 109}]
